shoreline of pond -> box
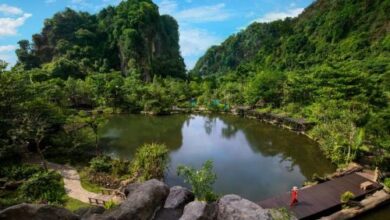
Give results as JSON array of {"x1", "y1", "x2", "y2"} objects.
[{"x1": 135, "y1": 109, "x2": 390, "y2": 219}]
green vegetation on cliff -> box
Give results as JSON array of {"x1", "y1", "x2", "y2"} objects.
[
  {"x1": 15, "y1": 0, "x2": 185, "y2": 80},
  {"x1": 0, "y1": 1, "x2": 389, "y2": 212},
  {"x1": 190, "y1": 0, "x2": 389, "y2": 165}
]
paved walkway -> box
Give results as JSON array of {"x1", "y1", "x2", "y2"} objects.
[{"x1": 48, "y1": 162, "x2": 113, "y2": 204}]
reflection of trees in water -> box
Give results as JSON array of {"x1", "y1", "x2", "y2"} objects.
[
  {"x1": 221, "y1": 123, "x2": 239, "y2": 139},
  {"x1": 102, "y1": 114, "x2": 335, "y2": 179},
  {"x1": 204, "y1": 115, "x2": 217, "y2": 135},
  {"x1": 217, "y1": 115, "x2": 335, "y2": 179},
  {"x1": 101, "y1": 114, "x2": 189, "y2": 158}
]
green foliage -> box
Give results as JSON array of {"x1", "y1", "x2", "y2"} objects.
[
  {"x1": 188, "y1": 0, "x2": 390, "y2": 168},
  {"x1": 384, "y1": 178, "x2": 390, "y2": 189},
  {"x1": 244, "y1": 71, "x2": 285, "y2": 106},
  {"x1": 130, "y1": 143, "x2": 169, "y2": 182},
  {"x1": 64, "y1": 196, "x2": 91, "y2": 212},
  {"x1": 104, "y1": 199, "x2": 118, "y2": 210},
  {"x1": 16, "y1": 0, "x2": 185, "y2": 80},
  {"x1": 0, "y1": 165, "x2": 43, "y2": 181},
  {"x1": 340, "y1": 191, "x2": 355, "y2": 204},
  {"x1": 79, "y1": 169, "x2": 102, "y2": 193},
  {"x1": 270, "y1": 207, "x2": 294, "y2": 220},
  {"x1": 20, "y1": 171, "x2": 66, "y2": 204},
  {"x1": 89, "y1": 156, "x2": 113, "y2": 173},
  {"x1": 177, "y1": 160, "x2": 218, "y2": 202}
]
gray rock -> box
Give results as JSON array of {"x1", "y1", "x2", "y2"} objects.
[
  {"x1": 0, "y1": 203, "x2": 79, "y2": 220},
  {"x1": 75, "y1": 206, "x2": 105, "y2": 219},
  {"x1": 217, "y1": 195, "x2": 271, "y2": 220},
  {"x1": 106, "y1": 179, "x2": 169, "y2": 220},
  {"x1": 123, "y1": 182, "x2": 141, "y2": 197},
  {"x1": 154, "y1": 208, "x2": 183, "y2": 220},
  {"x1": 180, "y1": 201, "x2": 217, "y2": 220},
  {"x1": 164, "y1": 186, "x2": 195, "y2": 209}
]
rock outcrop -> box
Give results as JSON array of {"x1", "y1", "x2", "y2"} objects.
[
  {"x1": 180, "y1": 201, "x2": 217, "y2": 220},
  {"x1": 107, "y1": 179, "x2": 169, "y2": 220},
  {"x1": 217, "y1": 195, "x2": 272, "y2": 220},
  {"x1": 123, "y1": 182, "x2": 141, "y2": 197},
  {"x1": 0, "y1": 181, "x2": 281, "y2": 220},
  {"x1": 0, "y1": 203, "x2": 79, "y2": 220},
  {"x1": 164, "y1": 186, "x2": 195, "y2": 209},
  {"x1": 75, "y1": 206, "x2": 105, "y2": 219}
]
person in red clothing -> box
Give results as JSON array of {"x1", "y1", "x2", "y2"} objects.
[{"x1": 290, "y1": 186, "x2": 299, "y2": 207}]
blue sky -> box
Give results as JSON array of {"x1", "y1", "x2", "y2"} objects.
[{"x1": 0, "y1": 0, "x2": 314, "y2": 69}]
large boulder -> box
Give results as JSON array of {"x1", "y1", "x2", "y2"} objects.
[
  {"x1": 0, "y1": 203, "x2": 79, "y2": 220},
  {"x1": 75, "y1": 206, "x2": 105, "y2": 219},
  {"x1": 180, "y1": 201, "x2": 217, "y2": 220},
  {"x1": 217, "y1": 195, "x2": 271, "y2": 220},
  {"x1": 123, "y1": 182, "x2": 141, "y2": 198},
  {"x1": 154, "y1": 208, "x2": 183, "y2": 220},
  {"x1": 108, "y1": 179, "x2": 169, "y2": 220},
  {"x1": 164, "y1": 186, "x2": 195, "y2": 209}
]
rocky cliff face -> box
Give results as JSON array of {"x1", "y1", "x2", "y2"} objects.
[{"x1": 16, "y1": 0, "x2": 186, "y2": 80}]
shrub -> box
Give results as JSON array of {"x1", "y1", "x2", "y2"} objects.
[
  {"x1": 130, "y1": 143, "x2": 169, "y2": 182},
  {"x1": 0, "y1": 164, "x2": 42, "y2": 180},
  {"x1": 384, "y1": 178, "x2": 390, "y2": 189},
  {"x1": 177, "y1": 160, "x2": 218, "y2": 202},
  {"x1": 104, "y1": 199, "x2": 118, "y2": 210},
  {"x1": 111, "y1": 159, "x2": 130, "y2": 177},
  {"x1": 89, "y1": 156, "x2": 112, "y2": 173},
  {"x1": 340, "y1": 191, "x2": 355, "y2": 208},
  {"x1": 20, "y1": 171, "x2": 66, "y2": 204}
]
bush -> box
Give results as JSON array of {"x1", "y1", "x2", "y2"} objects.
[
  {"x1": 104, "y1": 199, "x2": 118, "y2": 210},
  {"x1": 0, "y1": 164, "x2": 43, "y2": 181},
  {"x1": 384, "y1": 178, "x2": 390, "y2": 189},
  {"x1": 340, "y1": 191, "x2": 355, "y2": 208},
  {"x1": 111, "y1": 159, "x2": 130, "y2": 177},
  {"x1": 130, "y1": 143, "x2": 169, "y2": 182},
  {"x1": 177, "y1": 160, "x2": 218, "y2": 202},
  {"x1": 89, "y1": 156, "x2": 113, "y2": 173},
  {"x1": 20, "y1": 171, "x2": 66, "y2": 204}
]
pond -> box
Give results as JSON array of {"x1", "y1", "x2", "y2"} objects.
[{"x1": 101, "y1": 114, "x2": 336, "y2": 201}]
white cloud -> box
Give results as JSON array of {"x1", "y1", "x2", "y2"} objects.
[
  {"x1": 0, "y1": 13, "x2": 32, "y2": 36},
  {"x1": 0, "y1": 4, "x2": 23, "y2": 16},
  {"x1": 254, "y1": 8, "x2": 304, "y2": 23},
  {"x1": 180, "y1": 28, "x2": 220, "y2": 57},
  {"x1": 0, "y1": 45, "x2": 17, "y2": 52},
  {"x1": 159, "y1": 0, "x2": 178, "y2": 15},
  {"x1": 157, "y1": 1, "x2": 229, "y2": 69},
  {"x1": 159, "y1": 1, "x2": 231, "y2": 23},
  {"x1": 0, "y1": 45, "x2": 17, "y2": 67},
  {"x1": 175, "y1": 3, "x2": 231, "y2": 23}
]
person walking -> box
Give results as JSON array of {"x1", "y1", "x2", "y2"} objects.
[{"x1": 290, "y1": 186, "x2": 299, "y2": 207}]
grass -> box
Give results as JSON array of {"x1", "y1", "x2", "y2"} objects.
[
  {"x1": 64, "y1": 196, "x2": 91, "y2": 212},
  {"x1": 78, "y1": 168, "x2": 103, "y2": 193}
]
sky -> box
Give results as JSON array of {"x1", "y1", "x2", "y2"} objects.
[{"x1": 0, "y1": 0, "x2": 314, "y2": 69}]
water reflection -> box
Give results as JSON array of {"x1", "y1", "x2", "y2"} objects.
[{"x1": 102, "y1": 114, "x2": 335, "y2": 201}]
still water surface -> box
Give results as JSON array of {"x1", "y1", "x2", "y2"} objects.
[{"x1": 101, "y1": 114, "x2": 335, "y2": 201}]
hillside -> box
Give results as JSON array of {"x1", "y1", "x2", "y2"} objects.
[
  {"x1": 15, "y1": 0, "x2": 185, "y2": 81},
  {"x1": 190, "y1": 0, "x2": 389, "y2": 165},
  {"x1": 191, "y1": 0, "x2": 390, "y2": 76}
]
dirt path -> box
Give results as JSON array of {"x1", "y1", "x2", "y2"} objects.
[{"x1": 48, "y1": 162, "x2": 112, "y2": 204}]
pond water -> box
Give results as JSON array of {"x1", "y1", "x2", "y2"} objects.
[{"x1": 101, "y1": 114, "x2": 336, "y2": 201}]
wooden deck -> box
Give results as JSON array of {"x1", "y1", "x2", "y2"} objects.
[{"x1": 258, "y1": 173, "x2": 383, "y2": 219}]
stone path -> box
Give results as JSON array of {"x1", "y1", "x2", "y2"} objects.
[{"x1": 48, "y1": 162, "x2": 113, "y2": 204}]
